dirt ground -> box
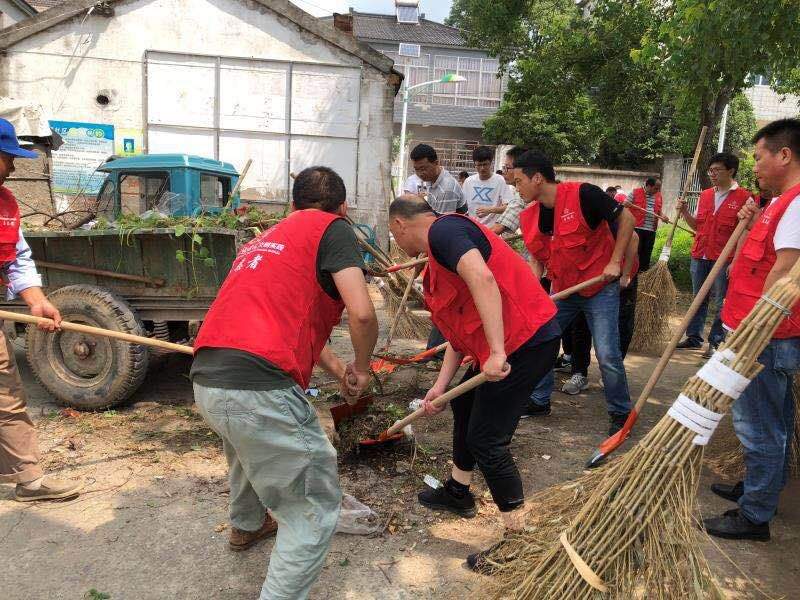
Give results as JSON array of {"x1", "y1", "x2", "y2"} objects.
[{"x1": 1, "y1": 289, "x2": 798, "y2": 600}]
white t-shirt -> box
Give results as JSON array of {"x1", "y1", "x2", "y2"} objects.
[
  {"x1": 403, "y1": 174, "x2": 427, "y2": 195},
  {"x1": 462, "y1": 173, "x2": 512, "y2": 225},
  {"x1": 773, "y1": 193, "x2": 800, "y2": 250}
]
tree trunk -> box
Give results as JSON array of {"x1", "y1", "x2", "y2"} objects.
[{"x1": 697, "y1": 86, "x2": 734, "y2": 189}]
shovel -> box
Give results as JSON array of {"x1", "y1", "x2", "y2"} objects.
[
  {"x1": 329, "y1": 394, "x2": 374, "y2": 427},
  {"x1": 359, "y1": 372, "x2": 489, "y2": 448}
]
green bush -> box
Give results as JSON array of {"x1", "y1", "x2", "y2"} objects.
[{"x1": 650, "y1": 227, "x2": 693, "y2": 291}]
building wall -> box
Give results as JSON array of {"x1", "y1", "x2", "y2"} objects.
[
  {"x1": 367, "y1": 40, "x2": 501, "y2": 130},
  {"x1": 0, "y1": 1, "x2": 31, "y2": 27},
  {"x1": 745, "y1": 85, "x2": 800, "y2": 126},
  {"x1": 0, "y1": 0, "x2": 396, "y2": 240}
]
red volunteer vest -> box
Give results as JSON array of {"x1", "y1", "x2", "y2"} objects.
[
  {"x1": 547, "y1": 182, "x2": 615, "y2": 297},
  {"x1": 423, "y1": 215, "x2": 556, "y2": 366},
  {"x1": 691, "y1": 186, "x2": 751, "y2": 261},
  {"x1": 0, "y1": 187, "x2": 21, "y2": 263},
  {"x1": 721, "y1": 183, "x2": 800, "y2": 338},
  {"x1": 518, "y1": 201, "x2": 551, "y2": 267},
  {"x1": 194, "y1": 209, "x2": 346, "y2": 388},
  {"x1": 631, "y1": 187, "x2": 663, "y2": 229}
]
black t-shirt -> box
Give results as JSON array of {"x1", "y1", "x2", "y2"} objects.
[
  {"x1": 538, "y1": 183, "x2": 623, "y2": 234},
  {"x1": 190, "y1": 219, "x2": 364, "y2": 391},
  {"x1": 428, "y1": 216, "x2": 561, "y2": 348}
]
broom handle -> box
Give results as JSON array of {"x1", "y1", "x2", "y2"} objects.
[
  {"x1": 0, "y1": 310, "x2": 195, "y2": 355},
  {"x1": 386, "y1": 372, "x2": 488, "y2": 435},
  {"x1": 625, "y1": 203, "x2": 694, "y2": 236},
  {"x1": 631, "y1": 217, "x2": 749, "y2": 414},
  {"x1": 665, "y1": 125, "x2": 708, "y2": 250},
  {"x1": 383, "y1": 265, "x2": 418, "y2": 349}
]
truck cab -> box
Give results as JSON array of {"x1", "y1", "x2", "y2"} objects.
[{"x1": 95, "y1": 154, "x2": 240, "y2": 218}]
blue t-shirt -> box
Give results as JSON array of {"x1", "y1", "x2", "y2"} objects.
[{"x1": 428, "y1": 216, "x2": 561, "y2": 348}]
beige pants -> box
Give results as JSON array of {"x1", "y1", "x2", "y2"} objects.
[{"x1": 0, "y1": 326, "x2": 42, "y2": 484}]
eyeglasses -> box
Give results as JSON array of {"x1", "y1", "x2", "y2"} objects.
[
  {"x1": 502, "y1": 165, "x2": 513, "y2": 172},
  {"x1": 707, "y1": 167, "x2": 730, "y2": 175}
]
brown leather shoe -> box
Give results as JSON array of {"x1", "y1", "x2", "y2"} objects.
[
  {"x1": 228, "y1": 514, "x2": 278, "y2": 551},
  {"x1": 15, "y1": 476, "x2": 82, "y2": 502}
]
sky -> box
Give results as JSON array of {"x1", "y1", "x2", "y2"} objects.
[{"x1": 288, "y1": 0, "x2": 454, "y2": 23}]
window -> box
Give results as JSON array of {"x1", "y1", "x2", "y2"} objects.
[
  {"x1": 398, "y1": 43, "x2": 421, "y2": 58},
  {"x1": 119, "y1": 172, "x2": 170, "y2": 215},
  {"x1": 396, "y1": 5, "x2": 419, "y2": 23},
  {"x1": 749, "y1": 73, "x2": 769, "y2": 87},
  {"x1": 200, "y1": 174, "x2": 229, "y2": 209},
  {"x1": 383, "y1": 51, "x2": 431, "y2": 101},
  {"x1": 432, "y1": 56, "x2": 504, "y2": 108}
]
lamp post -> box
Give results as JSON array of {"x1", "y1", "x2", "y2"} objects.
[{"x1": 397, "y1": 73, "x2": 466, "y2": 184}]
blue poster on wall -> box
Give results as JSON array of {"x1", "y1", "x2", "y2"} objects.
[{"x1": 48, "y1": 121, "x2": 115, "y2": 196}]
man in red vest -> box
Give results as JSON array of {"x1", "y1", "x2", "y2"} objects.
[
  {"x1": 513, "y1": 150, "x2": 636, "y2": 435},
  {"x1": 191, "y1": 167, "x2": 378, "y2": 598},
  {"x1": 388, "y1": 196, "x2": 560, "y2": 572},
  {"x1": 704, "y1": 118, "x2": 800, "y2": 542},
  {"x1": 0, "y1": 118, "x2": 82, "y2": 502},
  {"x1": 676, "y1": 152, "x2": 752, "y2": 356},
  {"x1": 624, "y1": 177, "x2": 667, "y2": 271}
]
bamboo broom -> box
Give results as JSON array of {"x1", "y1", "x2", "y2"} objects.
[
  {"x1": 630, "y1": 126, "x2": 708, "y2": 354},
  {"x1": 484, "y1": 256, "x2": 800, "y2": 599}
]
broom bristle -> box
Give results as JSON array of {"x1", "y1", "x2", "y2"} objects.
[
  {"x1": 481, "y1": 262, "x2": 800, "y2": 599},
  {"x1": 629, "y1": 261, "x2": 677, "y2": 354}
]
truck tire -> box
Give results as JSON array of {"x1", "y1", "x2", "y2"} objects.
[{"x1": 25, "y1": 285, "x2": 149, "y2": 410}]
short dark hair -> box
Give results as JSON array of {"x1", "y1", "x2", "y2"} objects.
[
  {"x1": 753, "y1": 118, "x2": 800, "y2": 158},
  {"x1": 458, "y1": 170, "x2": 469, "y2": 180},
  {"x1": 708, "y1": 152, "x2": 739, "y2": 177},
  {"x1": 605, "y1": 186, "x2": 617, "y2": 195},
  {"x1": 496, "y1": 170, "x2": 504, "y2": 176},
  {"x1": 292, "y1": 166, "x2": 346, "y2": 212},
  {"x1": 505, "y1": 146, "x2": 528, "y2": 160},
  {"x1": 410, "y1": 144, "x2": 437, "y2": 163},
  {"x1": 645, "y1": 177, "x2": 658, "y2": 187},
  {"x1": 472, "y1": 145, "x2": 494, "y2": 162},
  {"x1": 513, "y1": 150, "x2": 556, "y2": 182},
  {"x1": 389, "y1": 196, "x2": 435, "y2": 219}
]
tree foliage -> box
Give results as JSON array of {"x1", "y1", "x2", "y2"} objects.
[{"x1": 449, "y1": 0, "x2": 800, "y2": 172}]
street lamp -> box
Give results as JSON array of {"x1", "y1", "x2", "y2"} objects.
[{"x1": 397, "y1": 73, "x2": 467, "y2": 184}]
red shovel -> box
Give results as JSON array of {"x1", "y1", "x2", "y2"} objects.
[
  {"x1": 586, "y1": 219, "x2": 749, "y2": 468},
  {"x1": 359, "y1": 372, "x2": 488, "y2": 447}
]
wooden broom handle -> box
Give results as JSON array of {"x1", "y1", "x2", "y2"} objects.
[
  {"x1": 0, "y1": 310, "x2": 195, "y2": 355},
  {"x1": 631, "y1": 217, "x2": 749, "y2": 415},
  {"x1": 625, "y1": 203, "x2": 694, "y2": 235},
  {"x1": 386, "y1": 233, "x2": 524, "y2": 273},
  {"x1": 665, "y1": 125, "x2": 708, "y2": 249},
  {"x1": 386, "y1": 372, "x2": 488, "y2": 435}
]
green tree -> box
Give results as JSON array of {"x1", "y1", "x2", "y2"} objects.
[{"x1": 449, "y1": 0, "x2": 800, "y2": 172}]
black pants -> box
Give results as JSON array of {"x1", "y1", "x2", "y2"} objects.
[
  {"x1": 618, "y1": 278, "x2": 638, "y2": 358},
  {"x1": 636, "y1": 228, "x2": 657, "y2": 272},
  {"x1": 427, "y1": 325, "x2": 445, "y2": 350},
  {"x1": 569, "y1": 314, "x2": 592, "y2": 376},
  {"x1": 450, "y1": 336, "x2": 560, "y2": 512}
]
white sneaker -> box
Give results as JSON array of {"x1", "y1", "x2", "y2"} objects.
[{"x1": 561, "y1": 373, "x2": 589, "y2": 395}]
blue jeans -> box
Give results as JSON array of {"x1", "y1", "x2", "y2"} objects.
[
  {"x1": 531, "y1": 282, "x2": 631, "y2": 415},
  {"x1": 732, "y1": 338, "x2": 800, "y2": 524},
  {"x1": 686, "y1": 258, "x2": 727, "y2": 346}
]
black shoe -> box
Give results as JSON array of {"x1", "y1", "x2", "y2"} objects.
[
  {"x1": 554, "y1": 353, "x2": 572, "y2": 373},
  {"x1": 418, "y1": 481, "x2": 477, "y2": 518},
  {"x1": 702, "y1": 343, "x2": 717, "y2": 359},
  {"x1": 466, "y1": 531, "x2": 520, "y2": 574},
  {"x1": 676, "y1": 338, "x2": 703, "y2": 349},
  {"x1": 521, "y1": 401, "x2": 551, "y2": 418},
  {"x1": 608, "y1": 412, "x2": 630, "y2": 436},
  {"x1": 703, "y1": 509, "x2": 770, "y2": 541},
  {"x1": 711, "y1": 481, "x2": 744, "y2": 503}
]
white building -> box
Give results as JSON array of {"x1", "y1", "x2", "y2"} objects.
[
  {"x1": 0, "y1": 0, "x2": 401, "y2": 239},
  {"x1": 744, "y1": 74, "x2": 800, "y2": 126}
]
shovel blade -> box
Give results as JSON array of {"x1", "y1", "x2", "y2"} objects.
[
  {"x1": 330, "y1": 395, "x2": 373, "y2": 427},
  {"x1": 585, "y1": 409, "x2": 639, "y2": 469}
]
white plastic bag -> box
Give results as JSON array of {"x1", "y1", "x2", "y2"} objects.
[{"x1": 335, "y1": 494, "x2": 380, "y2": 535}]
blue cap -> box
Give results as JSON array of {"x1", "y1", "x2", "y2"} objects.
[{"x1": 0, "y1": 118, "x2": 38, "y2": 159}]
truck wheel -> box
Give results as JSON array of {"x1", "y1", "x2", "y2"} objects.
[{"x1": 25, "y1": 285, "x2": 149, "y2": 410}]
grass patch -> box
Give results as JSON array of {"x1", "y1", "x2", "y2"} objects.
[{"x1": 651, "y1": 227, "x2": 693, "y2": 291}]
